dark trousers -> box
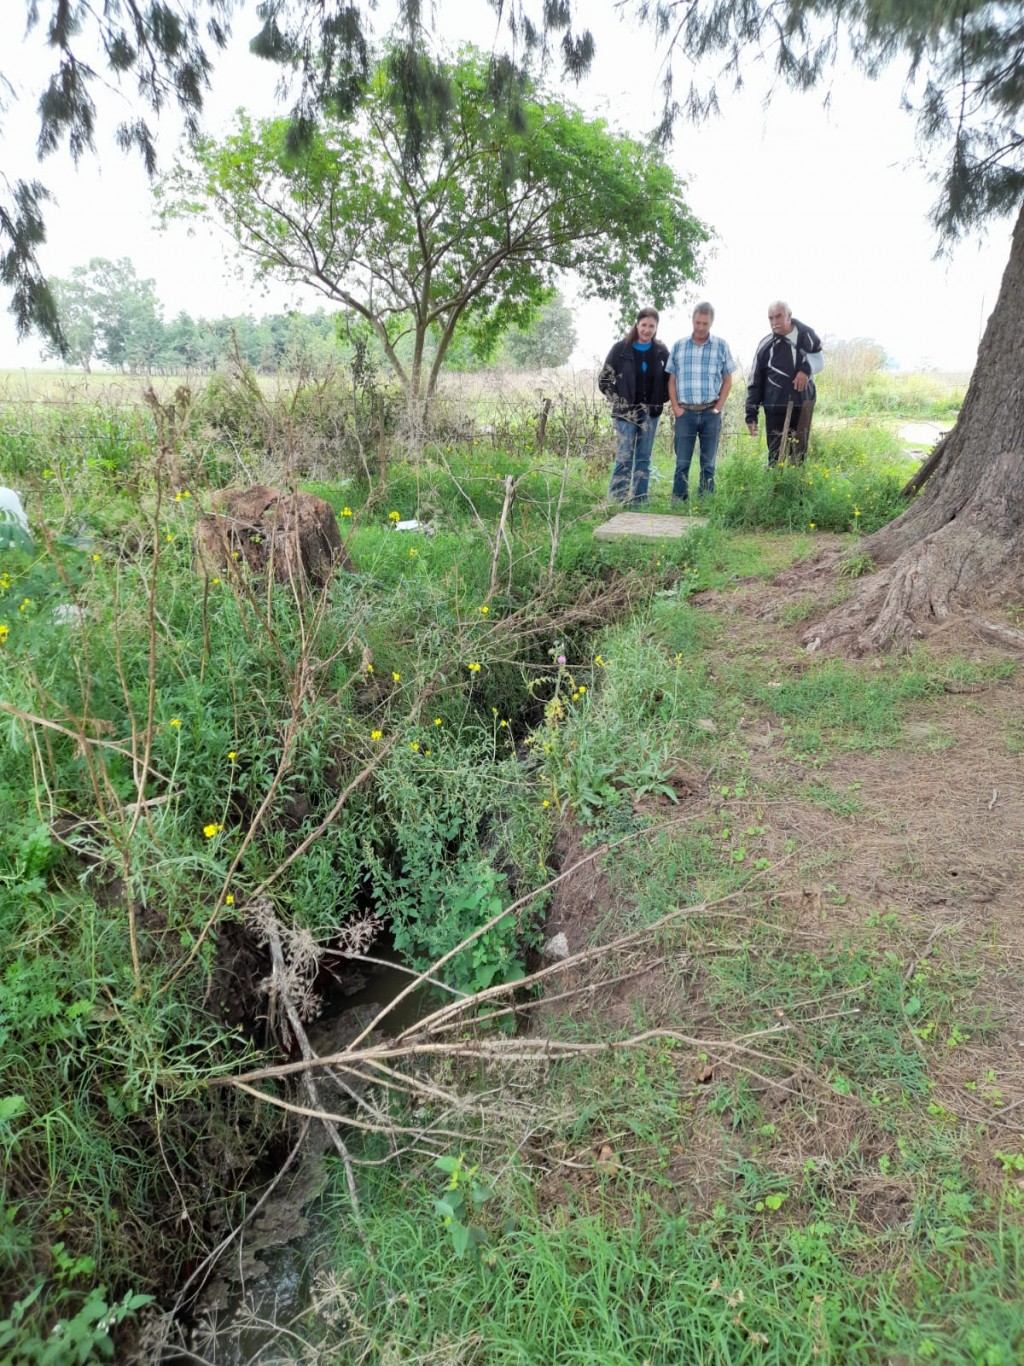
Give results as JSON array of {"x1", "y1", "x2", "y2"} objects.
[{"x1": 765, "y1": 401, "x2": 815, "y2": 465}]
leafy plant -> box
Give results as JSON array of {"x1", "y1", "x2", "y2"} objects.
[
  {"x1": 432, "y1": 1154, "x2": 496, "y2": 1261},
  {"x1": 0, "y1": 1281, "x2": 152, "y2": 1365}
]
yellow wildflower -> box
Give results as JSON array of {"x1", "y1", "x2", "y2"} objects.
[
  {"x1": 0, "y1": 624, "x2": 8, "y2": 643},
  {"x1": 410, "y1": 742, "x2": 420, "y2": 751},
  {"x1": 342, "y1": 507, "x2": 352, "y2": 517},
  {"x1": 225, "y1": 893, "x2": 235, "y2": 906},
  {"x1": 434, "y1": 717, "x2": 443, "y2": 726},
  {"x1": 371, "y1": 729, "x2": 383, "y2": 741},
  {"x1": 169, "y1": 718, "x2": 182, "y2": 728},
  {"x1": 480, "y1": 605, "x2": 489, "y2": 614},
  {"x1": 467, "y1": 662, "x2": 481, "y2": 672},
  {"x1": 388, "y1": 511, "x2": 401, "y2": 522},
  {"x1": 392, "y1": 671, "x2": 401, "y2": 682},
  {"x1": 203, "y1": 823, "x2": 223, "y2": 839},
  {"x1": 228, "y1": 750, "x2": 237, "y2": 761}
]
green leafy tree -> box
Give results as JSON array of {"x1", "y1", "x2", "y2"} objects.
[
  {"x1": 3, "y1": 2, "x2": 595, "y2": 353},
  {"x1": 639, "y1": 0, "x2": 1024, "y2": 651},
  {"x1": 164, "y1": 310, "x2": 205, "y2": 369},
  {"x1": 160, "y1": 47, "x2": 705, "y2": 403},
  {"x1": 500, "y1": 291, "x2": 578, "y2": 370},
  {"x1": 40, "y1": 271, "x2": 97, "y2": 371},
  {"x1": 42, "y1": 257, "x2": 166, "y2": 372},
  {"x1": 90, "y1": 258, "x2": 166, "y2": 372}
]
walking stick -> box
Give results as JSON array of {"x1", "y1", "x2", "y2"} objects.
[{"x1": 779, "y1": 399, "x2": 794, "y2": 462}]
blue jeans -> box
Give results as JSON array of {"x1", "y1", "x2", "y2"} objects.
[
  {"x1": 672, "y1": 408, "x2": 721, "y2": 500},
  {"x1": 610, "y1": 414, "x2": 659, "y2": 505}
]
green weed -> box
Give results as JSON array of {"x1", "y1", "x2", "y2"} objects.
[{"x1": 709, "y1": 434, "x2": 913, "y2": 534}]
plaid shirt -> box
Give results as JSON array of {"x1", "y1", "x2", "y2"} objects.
[{"x1": 666, "y1": 335, "x2": 736, "y2": 406}]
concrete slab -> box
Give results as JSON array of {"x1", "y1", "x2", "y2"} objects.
[{"x1": 594, "y1": 511, "x2": 708, "y2": 542}]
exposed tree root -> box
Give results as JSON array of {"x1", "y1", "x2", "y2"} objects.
[
  {"x1": 965, "y1": 613, "x2": 1024, "y2": 651},
  {"x1": 801, "y1": 518, "x2": 1024, "y2": 655}
]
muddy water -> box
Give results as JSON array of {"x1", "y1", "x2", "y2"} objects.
[{"x1": 179, "y1": 962, "x2": 436, "y2": 1362}]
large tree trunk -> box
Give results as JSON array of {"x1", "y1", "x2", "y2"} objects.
[{"x1": 802, "y1": 200, "x2": 1024, "y2": 654}]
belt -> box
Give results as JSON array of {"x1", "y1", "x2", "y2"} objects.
[{"x1": 679, "y1": 401, "x2": 718, "y2": 411}]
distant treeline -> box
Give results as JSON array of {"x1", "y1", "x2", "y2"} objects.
[{"x1": 44, "y1": 257, "x2": 576, "y2": 376}]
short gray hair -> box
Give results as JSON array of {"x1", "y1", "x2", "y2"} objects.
[
  {"x1": 768, "y1": 299, "x2": 792, "y2": 317},
  {"x1": 693, "y1": 301, "x2": 715, "y2": 321}
]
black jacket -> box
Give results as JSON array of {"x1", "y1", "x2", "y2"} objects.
[
  {"x1": 599, "y1": 338, "x2": 670, "y2": 422},
  {"x1": 745, "y1": 319, "x2": 823, "y2": 421}
]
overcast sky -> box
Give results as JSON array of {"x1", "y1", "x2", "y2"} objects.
[{"x1": 1, "y1": 3, "x2": 1012, "y2": 373}]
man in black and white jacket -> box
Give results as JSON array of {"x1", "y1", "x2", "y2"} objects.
[{"x1": 745, "y1": 301, "x2": 824, "y2": 465}]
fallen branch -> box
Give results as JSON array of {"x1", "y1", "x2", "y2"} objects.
[
  {"x1": 900, "y1": 431, "x2": 949, "y2": 498},
  {"x1": 265, "y1": 924, "x2": 363, "y2": 1228}
]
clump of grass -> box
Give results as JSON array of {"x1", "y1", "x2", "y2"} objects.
[
  {"x1": 837, "y1": 548, "x2": 876, "y2": 578},
  {"x1": 712, "y1": 435, "x2": 912, "y2": 534}
]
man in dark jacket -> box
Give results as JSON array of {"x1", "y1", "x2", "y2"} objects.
[
  {"x1": 599, "y1": 307, "x2": 670, "y2": 505},
  {"x1": 745, "y1": 302, "x2": 824, "y2": 465}
]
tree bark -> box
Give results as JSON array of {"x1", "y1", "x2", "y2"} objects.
[{"x1": 802, "y1": 200, "x2": 1024, "y2": 654}]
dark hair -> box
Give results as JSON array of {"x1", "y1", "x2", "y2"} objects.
[{"x1": 625, "y1": 307, "x2": 660, "y2": 344}]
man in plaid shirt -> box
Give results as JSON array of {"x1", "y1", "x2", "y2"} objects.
[{"x1": 666, "y1": 303, "x2": 736, "y2": 503}]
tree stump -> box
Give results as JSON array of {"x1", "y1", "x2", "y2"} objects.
[{"x1": 195, "y1": 485, "x2": 351, "y2": 588}]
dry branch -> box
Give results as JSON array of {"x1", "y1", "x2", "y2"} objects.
[{"x1": 265, "y1": 922, "x2": 363, "y2": 1225}]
